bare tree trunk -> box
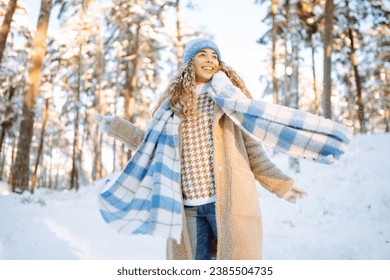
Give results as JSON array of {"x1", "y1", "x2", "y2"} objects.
[
  {"x1": 40, "y1": 155, "x2": 46, "y2": 189},
  {"x1": 382, "y1": 98, "x2": 390, "y2": 133},
  {"x1": 93, "y1": 119, "x2": 103, "y2": 181},
  {"x1": 0, "y1": 129, "x2": 7, "y2": 179},
  {"x1": 70, "y1": 44, "x2": 82, "y2": 191},
  {"x1": 31, "y1": 98, "x2": 50, "y2": 193},
  {"x1": 124, "y1": 24, "x2": 140, "y2": 121},
  {"x1": 97, "y1": 133, "x2": 103, "y2": 177},
  {"x1": 70, "y1": 109, "x2": 80, "y2": 190},
  {"x1": 10, "y1": 136, "x2": 16, "y2": 167},
  {"x1": 0, "y1": 137, "x2": 6, "y2": 179},
  {"x1": 290, "y1": 1, "x2": 299, "y2": 112},
  {"x1": 271, "y1": 0, "x2": 279, "y2": 104},
  {"x1": 345, "y1": 0, "x2": 366, "y2": 133},
  {"x1": 11, "y1": 0, "x2": 52, "y2": 193},
  {"x1": 7, "y1": 135, "x2": 16, "y2": 187},
  {"x1": 1, "y1": 87, "x2": 17, "y2": 182},
  {"x1": 48, "y1": 136, "x2": 53, "y2": 188},
  {"x1": 175, "y1": 0, "x2": 183, "y2": 70},
  {"x1": 79, "y1": 111, "x2": 89, "y2": 184},
  {"x1": 322, "y1": 0, "x2": 333, "y2": 119},
  {"x1": 0, "y1": 0, "x2": 18, "y2": 64},
  {"x1": 92, "y1": 15, "x2": 104, "y2": 180},
  {"x1": 283, "y1": 0, "x2": 291, "y2": 107},
  {"x1": 348, "y1": 27, "x2": 366, "y2": 133},
  {"x1": 0, "y1": 85, "x2": 15, "y2": 179},
  {"x1": 345, "y1": 70, "x2": 356, "y2": 129},
  {"x1": 311, "y1": 39, "x2": 319, "y2": 115},
  {"x1": 380, "y1": 69, "x2": 389, "y2": 132},
  {"x1": 55, "y1": 166, "x2": 59, "y2": 190},
  {"x1": 288, "y1": 0, "x2": 300, "y2": 173},
  {"x1": 112, "y1": 48, "x2": 121, "y2": 172},
  {"x1": 123, "y1": 23, "x2": 141, "y2": 161}
]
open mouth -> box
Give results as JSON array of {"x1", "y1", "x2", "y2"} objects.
[{"x1": 202, "y1": 66, "x2": 214, "y2": 71}]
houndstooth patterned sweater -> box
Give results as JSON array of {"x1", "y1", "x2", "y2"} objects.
[{"x1": 181, "y1": 83, "x2": 216, "y2": 206}]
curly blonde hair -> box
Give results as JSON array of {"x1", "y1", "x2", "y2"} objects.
[{"x1": 153, "y1": 60, "x2": 253, "y2": 118}]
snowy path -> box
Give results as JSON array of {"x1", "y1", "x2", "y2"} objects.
[{"x1": 1, "y1": 133, "x2": 389, "y2": 259}]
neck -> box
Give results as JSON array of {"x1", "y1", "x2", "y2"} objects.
[{"x1": 195, "y1": 82, "x2": 210, "y2": 94}]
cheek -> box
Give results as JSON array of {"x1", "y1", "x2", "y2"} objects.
[
  {"x1": 214, "y1": 61, "x2": 220, "y2": 70},
  {"x1": 194, "y1": 66, "x2": 202, "y2": 76}
]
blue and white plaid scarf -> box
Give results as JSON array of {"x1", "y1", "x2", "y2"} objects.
[{"x1": 98, "y1": 71, "x2": 353, "y2": 241}]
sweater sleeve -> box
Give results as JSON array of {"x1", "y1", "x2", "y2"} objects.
[
  {"x1": 107, "y1": 117, "x2": 145, "y2": 151},
  {"x1": 242, "y1": 132, "x2": 294, "y2": 197}
]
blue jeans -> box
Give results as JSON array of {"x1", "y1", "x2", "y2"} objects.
[{"x1": 184, "y1": 202, "x2": 218, "y2": 260}]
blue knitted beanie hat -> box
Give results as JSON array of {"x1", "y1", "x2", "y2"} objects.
[{"x1": 182, "y1": 38, "x2": 221, "y2": 66}]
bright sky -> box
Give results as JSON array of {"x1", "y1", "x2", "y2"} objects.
[{"x1": 24, "y1": 0, "x2": 269, "y2": 98}]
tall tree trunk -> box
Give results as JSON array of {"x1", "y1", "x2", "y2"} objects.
[
  {"x1": 55, "y1": 166, "x2": 59, "y2": 190},
  {"x1": 79, "y1": 110, "x2": 89, "y2": 184},
  {"x1": 48, "y1": 136, "x2": 53, "y2": 189},
  {"x1": 39, "y1": 153, "x2": 46, "y2": 189},
  {"x1": 0, "y1": 135, "x2": 6, "y2": 180},
  {"x1": 322, "y1": 0, "x2": 333, "y2": 119},
  {"x1": 70, "y1": 44, "x2": 82, "y2": 191},
  {"x1": 271, "y1": 0, "x2": 279, "y2": 104},
  {"x1": 112, "y1": 47, "x2": 121, "y2": 171},
  {"x1": 6, "y1": 136, "x2": 16, "y2": 187},
  {"x1": 0, "y1": 129, "x2": 7, "y2": 179},
  {"x1": 345, "y1": 69, "x2": 356, "y2": 129},
  {"x1": 175, "y1": 0, "x2": 183, "y2": 70},
  {"x1": 380, "y1": 69, "x2": 389, "y2": 132},
  {"x1": 0, "y1": 0, "x2": 17, "y2": 64},
  {"x1": 311, "y1": 38, "x2": 319, "y2": 115},
  {"x1": 345, "y1": 0, "x2": 366, "y2": 133},
  {"x1": 0, "y1": 85, "x2": 15, "y2": 179},
  {"x1": 283, "y1": 0, "x2": 291, "y2": 107},
  {"x1": 123, "y1": 23, "x2": 141, "y2": 161},
  {"x1": 92, "y1": 122, "x2": 102, "y2": 180},
  {"x1": 70, "y1": 101, "x2": 80, "y2": 190},
  {"x1": 10, "y1": 0, "x2": 52, "y2": 193},
  {"x1": 289, "y1": 1, "x2": 299, "y2": 111},
  {"x1": 348, "y1": 27, "x2": 366, "y2": 133},
  {"x1": 31, "y1": 98, "x2": 50, "y2": 193},
  {"x1": 124, "y1": 24, "x2": 140, "y2": 121},
  {"x1": 93, "y1": 15, "x2": 104, "y2": 180},
  {"x1": 288, "y1": 0, "x2": 300, "y2": 173}
]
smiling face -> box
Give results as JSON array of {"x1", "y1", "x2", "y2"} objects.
[{"x1": 193, "y1": 48, "x2": 220, "y2": 84}]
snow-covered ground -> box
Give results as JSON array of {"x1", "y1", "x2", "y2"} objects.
[{"x1": 0, "y1": 133, "x2": 389, "y2": 260}]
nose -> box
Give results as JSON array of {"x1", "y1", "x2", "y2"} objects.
[{"x1": 206, "y1": 55, "x2": 214, "y2": 63}]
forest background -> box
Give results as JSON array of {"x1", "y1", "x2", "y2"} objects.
[{"x1": 0, "y1": 0, "x2": 388, "y2": 194}]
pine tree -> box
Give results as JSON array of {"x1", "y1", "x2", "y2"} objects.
[
  {"x1": 322, "y1": 0, "x2": 334, "y2": 119},
  {"x1": 0, "y1": 0, "x2": 18, "y2": 64},
  {"x1": 10, "y1": 0, "x2": 52, "y2": 193}
]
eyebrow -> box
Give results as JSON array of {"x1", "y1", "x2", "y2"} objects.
[{"x1": 198, "y1": 50, "x2": 217, "y2": 55}]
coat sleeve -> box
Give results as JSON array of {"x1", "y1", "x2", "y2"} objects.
[
  {"x1": 107, "y1": 117, "x2": 145, "y2": 151},
  {"x1": 242, "y1": 131, "x2": 294, "y2": 197}
]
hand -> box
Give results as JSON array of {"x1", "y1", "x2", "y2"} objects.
[
  {"x1": 282, "y1": 184, "x2": 307, "y2": 204},
  {"x1": 211, "y1": 70, "x2": 233, "y2": 93},
  {"x1": 95, "y1": 114, "x2": 115, "y2": 134}
]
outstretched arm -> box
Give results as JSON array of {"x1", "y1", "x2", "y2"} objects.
[
  {"x1": 95, "y1": 114, "x2": 145, "y2": 151},
  {"x1": 242, "y1": 132, "x2": 306, "y2": 203}
]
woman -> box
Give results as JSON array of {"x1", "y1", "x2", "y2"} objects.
[{"x1": 96, "y1": 38, "x2": 350, "y2": 260}]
